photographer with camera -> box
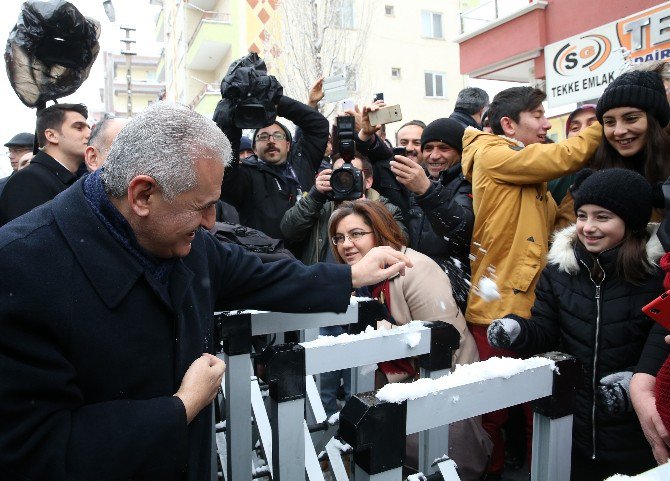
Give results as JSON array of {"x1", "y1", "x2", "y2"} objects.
[
  {"x1": 280, "y1": 116, "x2": 406, "y2": 266},
  {"x1": 215, "y1": 56, "x2": 329, "y2": 256}
]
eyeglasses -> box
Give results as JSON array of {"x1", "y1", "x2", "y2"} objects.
[
  {"x1": 331, "y1": 231, "x2": 372, "y2": 245},
  {"x1": 255, "y1": 132, "x2": 287, "y2": 142}
]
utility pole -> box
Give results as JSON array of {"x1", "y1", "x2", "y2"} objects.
[{"x1": 120, "y1": 26, "x2": 136, "y2": 117}]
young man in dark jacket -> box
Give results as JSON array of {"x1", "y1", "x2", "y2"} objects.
[
  {"x1": 0, "y1": 102, "x2": 412, "y2": 481},
  {"x1": 0, "y1": 103, "x2": 90, "y2": 226},
  {"x1": 219, "y1": 94, "x2": 329, "y2": 255}
]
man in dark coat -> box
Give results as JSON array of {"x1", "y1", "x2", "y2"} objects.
[
  {"x1": 448, "y1": 87, "x2": 489, "y2": 130},
  {"x1": 0, "y1": 103, "x2": 90, "y2": 226},
  {"x1": 385, "y1": 118, "x2": 474, "y2": 312},
  {"x1": 219, "y1": 94, "x2": 329, "y2": 254},
  {"x1": 0, "y1": 102, "x2": 411, "y2": 481}
]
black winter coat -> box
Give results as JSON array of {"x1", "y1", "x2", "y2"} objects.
[
  {"x1": 408, "y1": 164, "x2": 474, "y2": 312},
  {"x1": 0, "y1": 150, "x2": 78, "y2": 226},
  {"x1": 511, "y1": 225, "x2": 664, "y2": 467},
  {"x1": 0, "y1": 180, "x2": 352, "y2": 481},
  {"x1": 220, "y1": 95, "x2": 329, "y2": 247}
]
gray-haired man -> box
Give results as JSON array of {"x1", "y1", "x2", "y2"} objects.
[{"x1": 0, "y1": 102, "x2": 411, "y2": 481}]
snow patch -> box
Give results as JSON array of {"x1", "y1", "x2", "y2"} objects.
[
  {"x1": 407, "y1": 474, "x2": 427, "y2": 481},
  {"x1": 331, "y1": 438, "x2": 352, "y2": 453},
  {"x1": 350, "y1": 296, "x2": 375, "y2": 305},
  {"x1": 475, "y1": 276, "x2": 500, "y2": 302},
  {"x1": 376, "y1": 356, "x2": 555, "y2": 403},
  {"x1": 301, "y1": 321, "x2": 426, "y2": 349},
  {"x1": 328, "y1": 412, "x2": 340, "y2": 425}
]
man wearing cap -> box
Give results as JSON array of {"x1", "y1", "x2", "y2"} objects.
[
  {"x1": 238, "y1": 136, "x2": 254, "y2": 160},
  {"x1": 389, "y1": 118, "x2": 474, "y2": 312},
  {"x1": 0, "y1": 103, "x2": 90, "y2": 226},
  {"x1": 0, "y1": 132, "x2": 34, "y2": 198},
  {"x1": 217, "y1": 94, "x2": 329, "y2": 256}
]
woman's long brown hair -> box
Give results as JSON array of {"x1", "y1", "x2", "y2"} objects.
[
  {"x1": 328, "y1": 199, "x2": 406, "y2": 264},
  {"x1": 591, "y1": 114, "x2": 670, "y2": 184}
]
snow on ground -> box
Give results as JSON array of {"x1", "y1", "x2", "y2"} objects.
[{"x1": 376, "y1": 356, "x2": 555, "y2": 403}]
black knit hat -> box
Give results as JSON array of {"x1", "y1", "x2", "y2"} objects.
[
  {"x1": 596, "y1": 71, "x2": 670, "y2": 127},
  {"x1": 573, "y1": 168, "x2": 652, "y2": 232},
  {"x1": 420, "y1": 118, "x2": 465, "y2": 152}
]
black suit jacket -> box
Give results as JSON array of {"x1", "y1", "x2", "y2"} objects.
[{"x1": 0, "y1": 150, "x2": 78, "y2": 226}]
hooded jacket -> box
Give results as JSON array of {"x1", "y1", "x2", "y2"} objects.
[
  {"x1": 510, "y1": 224, "x2": 663, "y2": 466},
  {"x1": 460, "y1": 122, "x2": 602, "y2": 325}
]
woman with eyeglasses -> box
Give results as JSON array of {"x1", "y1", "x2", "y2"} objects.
[{"x1": 328, "y1": 199, "x2": 488, "y2": 479}]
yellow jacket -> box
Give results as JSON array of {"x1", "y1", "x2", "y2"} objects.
[{"x1": 461, "y1": 122, "x2": 602, "y2": 325}]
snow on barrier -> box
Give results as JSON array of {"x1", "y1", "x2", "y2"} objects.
[
  {"x1": 213, "y1": 299, "x2": 462, "y2": 481},
  {"x1": 338, "y1": 353, "x2": 582, "y2": 481},
  {"x1": 604, "y1": 462, "x2": 670, "y2": 480}
]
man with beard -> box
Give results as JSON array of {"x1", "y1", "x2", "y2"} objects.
[
  {"x1": 219, "y1": 94, "x2": 329, "y2": 256},
  {"x1": 356, "y1": 117, "x2": 426, "y2": 222}
]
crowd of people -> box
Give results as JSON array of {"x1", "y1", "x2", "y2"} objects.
[{"x1": 1, "y1": 60, "x2": 670, "y2": 481}]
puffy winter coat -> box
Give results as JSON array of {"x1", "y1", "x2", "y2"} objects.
[
  {"x1": 408, "y1": 163, "x2": 473, "y2": 312},
  {"x1": 511, "y1": 224, "x2": 664, "y2": 466},
  {"x1": 461, "y1": 122, "x2": 602, "y2": 326}
]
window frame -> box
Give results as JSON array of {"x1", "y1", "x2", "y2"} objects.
[
  {"x1": 421, "y1": 10, "x2": 444, "y2": 39},
  {"x1": 424, "y1": 71, "x2": 447, "y2": 98}
]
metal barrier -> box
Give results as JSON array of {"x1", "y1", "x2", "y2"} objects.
[
  {"x1": 214, "y1": 300, "x2": 462, "y2": 480},
  {"x1": 338, "y1": 352, "x2": 582, "y2": 481}
]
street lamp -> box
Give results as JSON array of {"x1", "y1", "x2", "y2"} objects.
[{"x1": 103, "y1": 0, "x2": 116, "y2": 22}]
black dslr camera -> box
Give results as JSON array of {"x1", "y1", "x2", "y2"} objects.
[{"x1": 329, "y1": 116, "x2": 364, "y2": 201}]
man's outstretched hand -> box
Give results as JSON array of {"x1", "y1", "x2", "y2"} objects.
[{"x1": 350, "y1": 246, "x2": 413, "y2": 288}]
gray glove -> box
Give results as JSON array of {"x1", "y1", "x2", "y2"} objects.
[
  {"x1": 596, "y1": 371, "x2": 633, "y2": 414},
  {"x1": 486, "y1": 318, "x2": 520, "y2": 349}
]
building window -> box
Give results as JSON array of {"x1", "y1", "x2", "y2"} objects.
[
  {"x1": 335, "y1": 0, "x2": 355, "y2": 29},
  {"x1": 421, "y1": 11, "x2": 443, "y2": 39},
  {"x1": 385, "y1": 5, "x2": 394, "y2": 15},
  {"x1": 424, "y1": 71, "x2": 446, "y2": 98},
  {"x1": 391, "y1": 67, "x2": 401, "y2": 78}
]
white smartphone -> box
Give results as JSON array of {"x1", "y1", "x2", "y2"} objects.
[
  {"x1": 368, "y1": 104, "x2": 402, "y2": 125},
  {"x1": 341, "y1": 98, "x2": 355, "y2": 111}
]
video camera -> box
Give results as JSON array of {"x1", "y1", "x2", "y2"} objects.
[{"x1": 329, "y1": 116, "x2": 364, "y2": 202}]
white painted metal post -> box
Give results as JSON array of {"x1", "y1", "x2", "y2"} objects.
[{"x1": 530, "y1": 413, "x2": 573, "y2": 481}]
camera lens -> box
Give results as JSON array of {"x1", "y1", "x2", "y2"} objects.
[{"x1": 331, "y1": 170, "x2": 354, "y2": 193}]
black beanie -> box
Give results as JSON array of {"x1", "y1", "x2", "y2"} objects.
[
  {"x1": 573, "y1": 168, "x2": 652, "y2": 232},
  {"x1": 596, "y1": 70, "x2": 670, "y2": 127},
  {"x1": 420, "y1": 118, "x2": 465, "y2": 152}
]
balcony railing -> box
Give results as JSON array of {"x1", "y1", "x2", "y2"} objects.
[
  {"x1": 187, "y1": 11, "x2": 232, "y2": 50},
  {"x1": 459, "y1": 0, "x2": 537, "y2": 35}
]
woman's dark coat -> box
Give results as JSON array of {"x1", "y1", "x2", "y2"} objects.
[{"x1": 511, "y1": 224, "x2": 664, "y2": 466}]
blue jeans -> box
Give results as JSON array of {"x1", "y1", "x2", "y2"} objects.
[{"x1": 319, "y1": 325, "x2": 351, "y2": 417}]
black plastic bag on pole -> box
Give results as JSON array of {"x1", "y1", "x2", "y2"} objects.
[{"x1": 5, "y1": 0, "x2": 101, "y2": 110}]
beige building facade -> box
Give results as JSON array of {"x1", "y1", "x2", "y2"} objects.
[
  {"x1": 153, "y1": 0, "x2": 281, "y2": 117},
  {"x1": 152, "y1": 0, "x2": 467, "y2": 134}
]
